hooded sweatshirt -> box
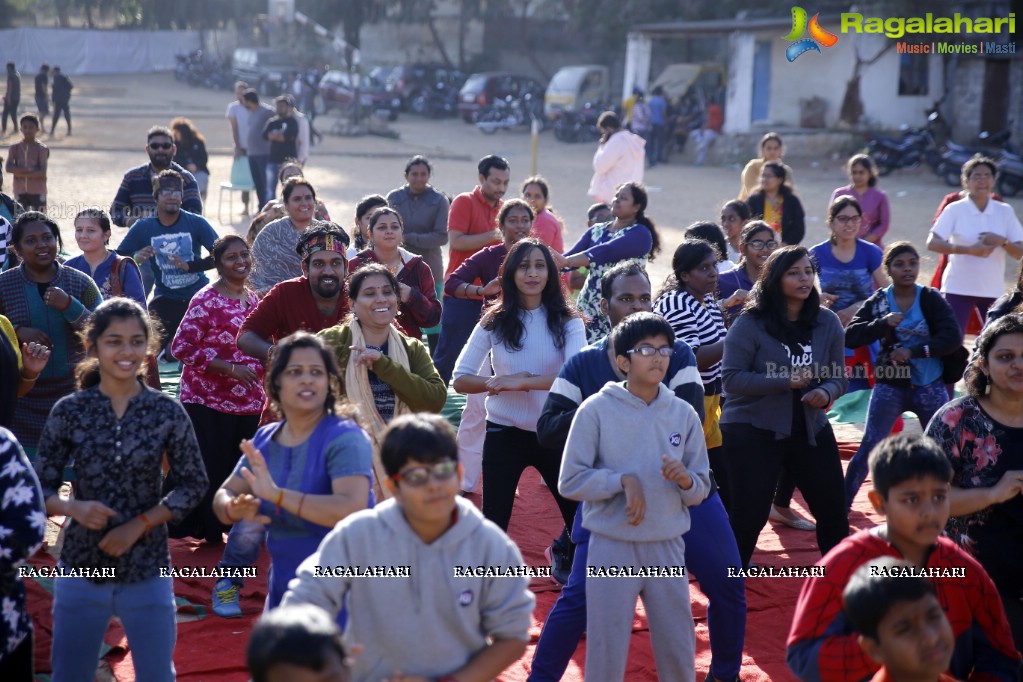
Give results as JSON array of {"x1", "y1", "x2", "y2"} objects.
[
  {"x1": 588, "y1": 129, "x2": 646, "y2": 204},
  {"x1": 281, "y1": 495, "x2": 535, "y2": 682},
  {"x1": 559, "y1": 381, "x2": 710, "y2": 542}
]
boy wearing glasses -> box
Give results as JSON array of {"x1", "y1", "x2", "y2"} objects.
[
  {"x1": 559, "y1": 311, "x2": 710, "y2": 681},
  {"x1": 282, "y1": 413, "x2": 534, "y2": 682}
]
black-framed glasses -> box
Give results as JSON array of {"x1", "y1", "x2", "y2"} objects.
[
  {"x1": 149, "y1": 142, "x2": 173, "y2": 150},
  {"x1": 748, "y1": 239, "x2": 778, "y2": 250},
  {"x1": 391, "y1": 460, "x2": 458, "y2": 487},
  {"x1": 834, "y1": 215, "x2": 863, "y2": 225},
  {"x1": 627, "y1": 346, "x2": 673, "y2": 357}
]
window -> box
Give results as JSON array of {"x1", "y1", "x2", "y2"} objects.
[{"x1": 898, "y1": 54, "x2": 929, "y2": 96}]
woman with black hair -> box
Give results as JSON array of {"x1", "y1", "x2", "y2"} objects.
[
  {"x1": 719, "y1": 199, "x2": 752, "y2": 265},
  {"x1": 829, "y1": 154, "x2": 891, "y2": 247},
  {"x1": 213, "y1": 331, "x2": 373, "y2": 620},
  {"x1": 556, "y1": 181, "x2": 661, "y2": 342},
  {"x1": 925, "y1": 313, "x2": 1023, "y2": 647},
  {"x1": 37, "y1": 298, "x2": 208, "y2": 682},
  {"x1": 844, "y1": 241, "x2": 960, "y2": 510},
  {"x1": 654, "y1": 238, "x2": 733, "y2": 507},
  {"x1": 171, "y1": 234, "x2": 265, "y2": 543},
  {"x1": 0, "y1": 211, "x2": 101, "y2": 454},
  {"x1": 346, "y1": 194, "x2": 388, "y2": 260},
  {"x1": 717, "y1": 220, "x2": 778, "y2": 325},
  {"x1": 745, "y1": 162, "x2": 805, "y2": 246},
  {"x1": 721, "y1": 246, "x2": 849, "y2": 567},
  {"x1": 170, "y1": 117, "x2": 210, "y2": 201},
  {"x1": 453, "y1": 238, "x2": 585, "y2": 531}
]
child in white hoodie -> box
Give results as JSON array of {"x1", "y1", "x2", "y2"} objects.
[
  {"x1": 559, "y1": 311, "x2": 710, "y2": 681},
  {"x1": 281, "y1": 413, "x2": 534, "y2": 682}
]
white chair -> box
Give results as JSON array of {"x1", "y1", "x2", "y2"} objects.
[{"x1": 218, "y1": 157, "x2": 255, "y2": 223}]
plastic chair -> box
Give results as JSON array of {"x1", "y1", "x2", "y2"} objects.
[{"x1": 218, "y1": 157, "x2": 255, "y2": 223}]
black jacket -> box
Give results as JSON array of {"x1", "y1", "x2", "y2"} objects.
[
  {"x1": 745, "y1": 187, "x2": 805, "y2": 245},
  {"x1": 845, "y1": 285, "x2": 961, "y2": 386}
]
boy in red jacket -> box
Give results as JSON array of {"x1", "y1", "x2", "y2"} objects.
[{"x1": 786, "y1": 434, "x2": 1020, "y2": 682}]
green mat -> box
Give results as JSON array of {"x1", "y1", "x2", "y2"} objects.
[
  {"x1": 826, "y1": 387, "x2": 959, "y2": 425},
  {"x1": 158, "y1": 360, "x2": 183, "y2": 399}
]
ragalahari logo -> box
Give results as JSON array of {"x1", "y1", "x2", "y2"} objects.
[{"x1": 784, "y1": 7, "x2": 839, "y2": 61}]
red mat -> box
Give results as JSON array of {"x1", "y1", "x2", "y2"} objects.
[{"x1": 27, "y1": 440, "x2": 875, "y2": 681}]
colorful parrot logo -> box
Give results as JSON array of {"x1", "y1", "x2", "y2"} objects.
[{"x1": 784, "y1": 7, "x2": 839, "y2": 61}]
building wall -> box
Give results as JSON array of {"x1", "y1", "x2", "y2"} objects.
[{"x1": 759, "y1": 29, "x2": 943, "y2": 130}]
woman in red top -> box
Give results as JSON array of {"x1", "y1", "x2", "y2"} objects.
[
  {"x1": 171, "y1": 234, "x2": 265, "y2": 543},
  {"x1": 521, "y1": 175, "x2": 564, "y2": 253},
  {"x1": 349, "y1": 207, "x2": 441, "y2": 342}
]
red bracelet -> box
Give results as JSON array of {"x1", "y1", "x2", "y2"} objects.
[
  {"x1": 274, "y1": 488, "x2": 285, "y2": 515},
  {"x1": 139, "y1": 512, "x2": 153, "y2": 535},
  {"x1": 296, "y1": 493, "x2": 306, "y2": 519}
]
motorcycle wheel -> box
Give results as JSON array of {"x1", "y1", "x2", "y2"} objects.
[
  {"x1": 409, "y1": 91, "x2": 428, "y2": 116},
  {"x1": 475, "y1": 109, "x2": 501, "y2": 135},
  {"x1": 872, "y1": 154, "x2": 894, "y2": 177},
  {"x1": 997, "y1": 175, "x2": 1021, "y2": 198},
  {"x1": 944, "y1": 167, "x2": 962, "y2": 187},
  {"x1": 553, "y1": 119, "x2": 576, "y2": 143}
]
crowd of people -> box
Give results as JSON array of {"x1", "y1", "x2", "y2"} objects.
[{"x1": 0, "y1": 103, "x2": 1022, "y2": 682}]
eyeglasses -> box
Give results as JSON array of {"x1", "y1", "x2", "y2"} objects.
[
  {"x1": 391, "y1": 460, "x2": 458, "y2": 487},
  {"x1": 158, "y1": 189, "x2": 182, "y2": 198},
  {"x1": 627, "y1": 346, "x2": 673, "y2": 357},
  {"x1": 149, "y1": 142, "x2": 173, "y2": 150},
  {"x1": 834, "y1": 215, "x2": 863, "y2": 225},
  {"x1": 747, "y1": 239, "x2": 778, "y2": 251}
]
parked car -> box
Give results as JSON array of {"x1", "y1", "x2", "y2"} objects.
[
  {"x1": 386, "y1": 63, "x2": 467, "y2": 115},
  {"x1": 231, "y1": 48, "x2": 299, "y2": 96},
  {"x1": 458, "y1": 72, "x2": 545, "y2": 123},
  {"x1": 318, "y1": 69, "x2": 402, "y2": 121},
  {"x1": 544, "y1": 65, "x2": 609, "y2": 120}
]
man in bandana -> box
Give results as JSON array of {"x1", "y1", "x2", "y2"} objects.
[
  {"x1": 210, "y1": 222, "x2": 350, "y2": 619},
  {"x1": 117, "y1": 170, "x2": 218, "y2": 357}
]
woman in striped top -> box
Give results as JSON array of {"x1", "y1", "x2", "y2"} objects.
[
  {"x1": 653, "y1": 238, "x2": 731, "y2": 507},
  {"x1": 453, "y1": 238, "x2": 585, "y2": 532}
]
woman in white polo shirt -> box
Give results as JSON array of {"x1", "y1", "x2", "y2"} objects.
[{"x1": 927, "y1": 154, "x2": 1023, "y2": 342}]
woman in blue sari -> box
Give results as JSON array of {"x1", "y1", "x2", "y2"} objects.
[{"x1": 212, "y1": 331, "x2": 373, "y2": 616}]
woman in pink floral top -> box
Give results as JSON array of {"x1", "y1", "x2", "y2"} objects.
[
  {"x1": 923, "y1": 313, "x2": 1023, "y2": 648},
  {"x1": 171, "y1": 234, "x2": 265, "y2": 543}
]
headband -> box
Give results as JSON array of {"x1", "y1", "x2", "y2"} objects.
[{"x1": 301, "y1": 233, "x2": 347, "y2": 261}]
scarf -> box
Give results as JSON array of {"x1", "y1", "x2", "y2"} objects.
[{"x1": 345, "y1": 321, "x2": 413, "y2": 500}]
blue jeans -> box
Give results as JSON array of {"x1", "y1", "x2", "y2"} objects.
[
  {"x1": 528, "y1": 491, "x2": 745, "y2": 681},
  {"x1": 52, "y1": 573, "x2": 176, "y2": 682},
  {"x1": 844, "y1": 380, "x2": 949, "y2": 509},
  {"x1": 218, "y1": 518, "x2": 267, "y2": 587},
  {"x1": 247, "y1": 154, "x2": 270, "y2": 208},
  {"x1": 266, "y1": 161, "x2": 282, "y2": 201},
  {"x1": 432, "y1": 296, "x2": 483, "y2": 385}
]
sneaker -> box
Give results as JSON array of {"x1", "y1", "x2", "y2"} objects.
[
  {"x1": 545, "y1": 538, "x2": 574, "y2": 585},
  {"x1": 212, "y1": 578, "x2": 242, "y2": 618}
]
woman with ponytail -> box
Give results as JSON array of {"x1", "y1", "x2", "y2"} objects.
[
  {"x1": 36, "y1": 297, "x2": 208, "y2": 682},
  {"x1": 556, "y1": 181, "x2": 661, "y2": 342}
]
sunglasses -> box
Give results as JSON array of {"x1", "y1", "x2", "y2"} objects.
[
  {"x1": 149, "y1": 142, "x2": 173, "y2": 150},
  {"x1": 391, "y1": 460, "x2": 458, "y2": 487}
]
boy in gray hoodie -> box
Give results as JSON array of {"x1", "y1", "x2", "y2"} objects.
[
  {"x1": 281, "y1": 414, "x2": 534, "y2": 682},
  {"x1": 559, "y1": 312, "x2": 710, "y2": 681}
]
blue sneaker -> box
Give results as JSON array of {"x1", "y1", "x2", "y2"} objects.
[{"x1": 212, "y1": 578, "x2": 242, "y2": 618}]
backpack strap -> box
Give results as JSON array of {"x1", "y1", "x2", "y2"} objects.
[{"x1": 108, "y1": 254, "x2": 142, "y2": 297}]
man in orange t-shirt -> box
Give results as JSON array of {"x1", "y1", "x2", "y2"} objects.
[{"x1": 433, "y1": 154, "x2": 509, "y2": 385}]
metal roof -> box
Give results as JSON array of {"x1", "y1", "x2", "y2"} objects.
[{"x1": 630, "y1": 15, "x2": 844, "y2": 37}]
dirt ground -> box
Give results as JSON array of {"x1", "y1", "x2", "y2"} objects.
[{"x1": 19, "y1": 72, "x2": 1023, "y2": 292}]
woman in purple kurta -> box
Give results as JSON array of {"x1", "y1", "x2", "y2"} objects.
[{"x1": 830, "y1": 154, "x2": 891, "y2": 249}]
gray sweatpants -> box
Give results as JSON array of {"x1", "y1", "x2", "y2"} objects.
[{"x1": 585, "y1": 533, "x2": 695, "y2": 681}]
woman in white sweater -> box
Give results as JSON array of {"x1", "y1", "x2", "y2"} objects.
[{"x1": 453, "y1": 238, "x2": 586, "y2": 532}]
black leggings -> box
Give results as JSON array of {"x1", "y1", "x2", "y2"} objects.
[
  {"x1": 482, "y1": 421, "x2": 577, "y2": 533},
  {"x1": 722, "y1": 422, "x2": 849, "y2": 568},
  {"x1": 149, "y1": 297, "x2": 189, "y2": 354}
]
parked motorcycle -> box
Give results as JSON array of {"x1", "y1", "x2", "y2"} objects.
[
  {"x1": 996, "y1": 150, "x2": 1023, "y2": 197},
  {"x1": 410, "y1": 80, "x2": 458, "y2": 118},
  {"x1": 937, "y1": 127, "x2": 1014, "y2": 186},
  {"x1": 867, "y1": 122, "x2": 941, "y2": 176},
  {"x1": 476, "y1": 93, "x2": 545, "y2": 134},
  {"x1": 552, "y1": 101, "x2": 604, "y2": 143}
]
